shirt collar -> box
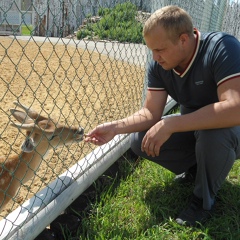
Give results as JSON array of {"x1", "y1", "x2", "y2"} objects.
[{"x1": 173, "y1": 28, "x2": 201, "y2": 78}]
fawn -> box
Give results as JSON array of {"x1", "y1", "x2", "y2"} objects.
[{"x1": 0, "y1": 101, "x2": 84, "y2": 211}]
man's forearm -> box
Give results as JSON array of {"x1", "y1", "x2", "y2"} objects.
[
  {"x1": 113, "y1": 108, "x2": 160, "y2": 135},
  {"x1": 163, "y1": 101, "x2": 240, "y2": 133}
]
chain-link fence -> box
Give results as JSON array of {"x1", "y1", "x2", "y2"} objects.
[{"x1": 0, "y1": 0, "x2": 239, "y2": 239}]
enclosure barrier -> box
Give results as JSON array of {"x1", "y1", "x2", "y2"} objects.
[
  {"x1": 0, "y1": 96, "x2": 176, "y2": 240},
  {"x1": 0, "y1": 0, "x2": 240, "y2": 239}
]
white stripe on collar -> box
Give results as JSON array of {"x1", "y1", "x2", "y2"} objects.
[{"x1": 173, "y1": 29, "x2": 201, "y2": 78}]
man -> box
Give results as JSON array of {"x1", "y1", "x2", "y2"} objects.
[{"x1": 85, "y1": 5, "x2": 240, "y2": 226}]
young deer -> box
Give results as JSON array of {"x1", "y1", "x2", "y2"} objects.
[{"x1": 0, "y1": 101, "x2": 84, "y2": 212}]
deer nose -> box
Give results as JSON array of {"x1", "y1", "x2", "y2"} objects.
[
  {"x1": 74, "y1": 127, "x2": 84, "y2": 141},
  {"x1": 78, "y1": 127, "x2": 84, "y2": 135}
]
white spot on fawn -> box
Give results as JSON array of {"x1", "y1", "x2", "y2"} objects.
[
  {"x1": 10, "y1": 168, "x2": 15, "y2": 175},
  {"x1": 0, "y1": 179, "x2": 5, "y2": 185}
]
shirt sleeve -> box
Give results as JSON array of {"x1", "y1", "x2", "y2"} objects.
[
  {"x1": 212, "y1": 34, "x2": 240, "y2": 86},
  {"x1": 147, "y1": 60, "x2": 166, "y2": 91}
]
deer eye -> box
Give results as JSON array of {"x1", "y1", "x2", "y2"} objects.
[{"x1": 49, "y1": 135, "x2": 57, "y2": 140}]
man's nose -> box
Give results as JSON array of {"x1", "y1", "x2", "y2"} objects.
[{"x1": 153, "y1": 52, "x2": 160, "y2": 61}]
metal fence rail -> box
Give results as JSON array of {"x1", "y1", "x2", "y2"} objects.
[{"x1": 0, "y1": 0, "x2": 239, "y2": 239}]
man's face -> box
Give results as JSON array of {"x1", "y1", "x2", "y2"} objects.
[{"x1": 145, "y1": 26, "x2": 186, "y2": 71}]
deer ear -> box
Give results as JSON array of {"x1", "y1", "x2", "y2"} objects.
[
  {"x1": 21, "y1": 137, "x2": 35, "y2": 152},
  {"x1": 38, "y1": 119, "x2": 56, "y2": 132},
  {"x1": 10, "y1": 109, "x2": 34, "y2": 124}
]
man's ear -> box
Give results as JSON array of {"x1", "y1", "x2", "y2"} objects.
[
  {"x1": 21, "y1": 137, "x2": 35, "y2": 152},
  {"x1": 179, "y1": 33, "x2": 189, "y2": 45}
]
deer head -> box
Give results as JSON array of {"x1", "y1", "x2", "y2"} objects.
[
  {"x1": 0, "y1": 101, "x2": 84, "y2": 212},
  {"x1": 10, "y1": 101, "x2": 84, "y2": 154}
]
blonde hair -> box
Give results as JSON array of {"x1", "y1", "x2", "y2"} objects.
[{"x1": 143, "y1": 5, "x2": 194, "y2": 43}]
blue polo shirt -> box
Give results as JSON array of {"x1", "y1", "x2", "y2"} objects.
[{"x1": 147, "y1": 30, "x2": 240, "y2": 114}]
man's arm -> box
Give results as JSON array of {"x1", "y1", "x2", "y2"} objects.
[
  {"x1": 142, "y1": 77, "x2": 240, "y2": 157},
  {"x1": 114, "y1": 90, "x2": 168, "y2": 134},
  {"x1": 85, "y1": 90, "x2": 168, "y2": 145},
  {"x1": 164, "y1": 77, "x2": 240, "y2": 131}
]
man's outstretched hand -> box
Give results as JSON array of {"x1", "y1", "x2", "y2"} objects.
[{"x1": 84, "y1": 122, "x2": 117, "y2": 146}]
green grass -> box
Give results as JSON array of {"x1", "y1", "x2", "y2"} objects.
[
  {"x1": 65, "y1": 153, "x2": 240, "y2": 239},
  {"x1": 21, "y1": 25, "x2": 33, "y2": 36}
]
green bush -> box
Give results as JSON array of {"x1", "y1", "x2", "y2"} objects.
[
  {"x1": 76, "y1": 29, "x2": 92, "y2": 39},
  {"x1": 76, "y1": 2, "x2": 144, "y2": 44},
  {"x1": 98, "y1": 7, "x2": 111, "y2": 17}
]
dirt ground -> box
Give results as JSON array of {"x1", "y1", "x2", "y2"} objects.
[{"x1": 0, "y1": 36, "x2": 144, "y2": 218}]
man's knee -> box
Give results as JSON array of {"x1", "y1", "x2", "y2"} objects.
[
  {"x1": 130, "y1": 131, "x2": 145, "y2": 156},
  {"x1": 195, "y1": 128, "x2": 240, "y2": 160},
  {"x1": 195, "y1": 128, "x2": 238, "y2": 150}
]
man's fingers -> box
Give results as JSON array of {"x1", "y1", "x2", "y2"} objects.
[
  {"x1": 142, "y1": 140, "x2": 153, "y2": 156},
  {"x1": 141, "y1": 137, "x2": 147, "y2": 152},
  {"x1": 141, "y1": 139, "x2": 161, "y2": 157},
  {"x1": 153, "y1": 144, "x2": 160, "y2": 157}
]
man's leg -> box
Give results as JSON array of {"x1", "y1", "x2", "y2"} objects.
[
  {"x1": 194, "y1": 127, "x2": 240, "y2": 209},
  {"x1": 177, "y1": 127, "x2": 240, "y2": 226},
  {"x1": 130, "y1": 130, "x2": 196, "y2": 174},
  {"x1": 131, "y1": 125, "x2": 240, "y2": 226}
]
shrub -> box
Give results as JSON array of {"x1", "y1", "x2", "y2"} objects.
[
  {"x1": 98, "y1": 7, "x2": 111, "y2": 16},
  {"x1": 76, "y1": 2, "x2": 144, "y2": 44},
  {"x1": 76, "y1": 29, "x2": 92, "y2": 39}
]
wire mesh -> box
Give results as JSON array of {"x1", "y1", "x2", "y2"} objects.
[
  {"x1": 0, "y1": 0, "x2": 239, "y2": 238},
  {"x1": 0, "y1": 0, "x2": 145, "y2": 222}
]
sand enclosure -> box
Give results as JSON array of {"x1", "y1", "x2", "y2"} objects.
[{"x1": 0, "y1": 36, "x2": 145, "y2": 217}]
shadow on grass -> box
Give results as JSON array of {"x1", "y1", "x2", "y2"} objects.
[
  {"x1": 35, "y1": 149, "x2": 140, "y2": 240},
  {"x1": 211, "y1": 180, "x2": 240, "y2": 239},
  {"x1": 144, "y1": 179, "x2": 240, "y2": 239},
  {"x1": 35, "y1": 154, "x2": 240, "y2": 240}
]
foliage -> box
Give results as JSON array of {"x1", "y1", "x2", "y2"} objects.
[{"x1": 76, "y1": 2, "x2": 144, "y2": 44}]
